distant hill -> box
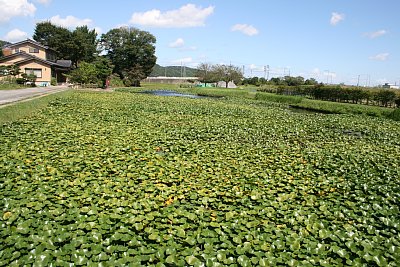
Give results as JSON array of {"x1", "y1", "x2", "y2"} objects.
[{"x1": 150, "y1": 64, "x2": 198, "y2": 77}]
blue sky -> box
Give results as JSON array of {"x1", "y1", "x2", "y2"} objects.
[{"x1": 1, "y1": 0, "x2": 399, "y2": 86}]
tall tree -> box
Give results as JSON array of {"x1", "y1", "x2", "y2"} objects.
[
  {"x1": 100, "y1": 27, "x2": 156, "y2": 86},
  {"x1": 71, "y1": 26, "x2": 98, "y2": 66},
  {"x1": 33, "y1": 22, "x2": 74, "y2": 60},
  {"x1": 33, "y1": 22, "x2": 98, "y2": 67}
]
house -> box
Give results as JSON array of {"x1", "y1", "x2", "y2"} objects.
[
  {"x1": 382, "y1": 83, "x2": 399, "y2": 89},
  {"x1": 0, "y1": 39, "x2": 71, "y2": 86}
]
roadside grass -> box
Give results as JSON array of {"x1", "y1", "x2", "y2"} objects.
[
  {"x1": 0, "y1": 83, "x2": 28, "y2": 90},
  {"x1": 0, "y1": 90, "x2": 72, "y2": 124}
]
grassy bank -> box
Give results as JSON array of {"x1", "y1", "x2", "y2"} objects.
[{"x1": 0, "y1": 90, "x2": 72, "y2": 124}]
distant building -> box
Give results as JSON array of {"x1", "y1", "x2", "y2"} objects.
[
  {"x1": 0, "y1": 39, "x2": 71, "y2": 86},
  {"x1": 382, "y1": 83, "x2": 399, "y2": 89}
]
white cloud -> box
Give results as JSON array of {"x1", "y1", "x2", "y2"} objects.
[
  {"x1": 0, "y1": 0, "x2": 36, "y2": 23},
  {"x1": 169, "y1": 38, "x2": 185, "y2": 48},
  {"x1": 369, "y1": 53, "x2": 389, "y2": 61},
  {"x1": 364, "y1": 29, "x2": 387, "y2": 39},
  {"x1": 35, "y1": 0, "x2": 51, "y2": 4},
  {"x1": 231, "y1": 24, "x2": 259, "y2": 36},
  {"x1": 3, "y1": 29, "x2": 29, "y2": 42},
  {"x1": 49, "y1": 15, "x2": 93, "y2": 28},
  {"x1": 172, "y1": 57, "x2": 193, "y2": 64},
  {"x1": 330, "y1": 12, "x2": 345, "y2": 26},
  {"x1": 129, "y1": 4, "x2": 214, "y2": 28}
]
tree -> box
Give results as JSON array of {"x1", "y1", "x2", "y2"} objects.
[
  {"x1": 94, "y1": 57, "x2": 114, "y2": 87},
  {"x1": 196, "y1": 63, "x2": 215, "y2": 86},
  {"x1": 66, "y1": 62, "x2": 98, "y2": 84},
  {"x1": 71, "y1": 26, "x2": 98, "y2": 66},
  {"x1": 122, "y1": 64, "x2": 147, "y2": 87},
  {"x1": 213, "y1": 64, "x2": 243, "y2": 88},
  {"x1": 304, "y1": 78, "x2": 318, "y2": 85},
  {"x1": 33, "y1": 22, "x2": 98, "y2": 67},
  {"x1": 8, "y1": 65, "x2": 21, "y2": 78},
  {"x1": 66, "y1": 57, "x2": 114, "y2": 87},
  {"x1": 33, "y1": 22, "x2": 74, "y2": 61},
  {"x1": 100, "y1": 27, "x2": 156, "y2": 86}
]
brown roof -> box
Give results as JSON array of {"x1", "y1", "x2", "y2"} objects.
[{"x1": 0, "y1": 52, "x2": 71, "y2": 69}]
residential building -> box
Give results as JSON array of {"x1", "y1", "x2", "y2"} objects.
[
  {"x1": 382, "y1": 83, "x2": 400, "y2": 89},
  {"x1": 0, "y1": 39, "x2": 71, "y2": 86}
]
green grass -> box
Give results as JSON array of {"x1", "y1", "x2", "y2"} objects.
[
  {"x1": 0, "y1": 83, "x2": 27, "y2": 90},
  {"x1": 291, "y1": 98, "x2": 393, "y2": 117},
  {"x1": 1, "y1": 90, "x2": 399, "y2": 265},
  {"x1": 127, "y1": 83, "x2": 394, "y2": 119},
  {"x1": 0, "y1": 90, "x2": 73, "y2": 124},
  {"x1": 255, "y1": 92, "x2": 303, "y2": 104}
]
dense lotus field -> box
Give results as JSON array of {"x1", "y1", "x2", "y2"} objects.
[{"x1": 1, "y1": 91, "x2": 400, "y2": 266}]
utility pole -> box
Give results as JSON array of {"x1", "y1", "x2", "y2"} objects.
[
  {"x1": 325, "y1": 70, "x2": 330, "y2": 84},
  {"x1": 242, "y1": 65, "x2": 245, "y2": 76},
  {"x1": 266, "y1": 65, "x2": 270, "y2": 81},
  {"x1": 357, "y1": 75, "x2": 360, "y2": 87},
  {"x1": 263, "y1": 66, "x2": 267, "y2": 79}
]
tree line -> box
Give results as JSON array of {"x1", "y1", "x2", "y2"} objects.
[{"x1": 258, "y1": 81, "x2": 400, "y2": 108}]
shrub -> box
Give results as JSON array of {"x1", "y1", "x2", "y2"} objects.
[
  {"x1": 51, "y1": 77, "x2": 57, "y2": 86},
  {"x1": 16, "y1": 78, "x2": 26, "y2": 85},
  {"x1": 388, "y1": 108, "x2": 400, "y2": 121}
]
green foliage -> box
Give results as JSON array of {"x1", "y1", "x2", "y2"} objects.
[
  {"x1": 388, "y1": 108, "x2": 400, "y2": 121},
  {"x1": 292, "y1": 98, "x2": 393, "y2": 117},
  {"x1": 108, "y1": 73, "x2": 125, "y2": 88},
  {"x1": 33, "y1": 22, "x2": 98, "y2": 66},
  {"x1": 66, "y1": 62, "x2": 99, "y2": 84},
  {"x1": 51, "y1": 77, "x2": 57, "y2": 86},
  {"x1": 33, "y1": 22, "x2": 75, "y2": 61},
  {"x1": 71, "y1": 26, "x2": 98, "y2": 65},
  {"x1": 0, "y1": 90, "x2": 72, "y2": 123},
  {"x1": 210, "y1": 64, "x2": 243, "y2": 88},
  {"x1": 1, "y1": 91, "x2": 399, "y2": 265},
  {"x1": 122, "y1": 64, "x2": 147, "y2": 87},
  {"x1": 66, "y1": 57, "x2": 113, "y2": 87},
  {"x1": 101, "y1": 27, "x2": 157, "y2": 86},
  {"x1": 255, "y1": 92, "x2": 303, "y2": 104}
]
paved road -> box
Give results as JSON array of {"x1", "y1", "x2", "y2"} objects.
[{"x1": 0, "y1": 86, "x2": 69, "y2": 106}]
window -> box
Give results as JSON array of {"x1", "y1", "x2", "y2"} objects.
[
  {"x1": 14, "y1": 48, "x2": 20, "y2": 53},
  {"x1": 25, "y1": 68, "x2": 42, "y2": 78},
  {"x1": 29, "y1": 47, "x2": 39, "y2": 53}
]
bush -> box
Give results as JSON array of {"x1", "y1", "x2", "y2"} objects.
[
  {"x1": 388, "y1": 108, "x2": 400, "y2": 121},
  {"x1": 109, "y1": 74, "x2": 125, "y2": 87},
  {"x1": 16, "y1": 78, "x2": 26, "y2": 85},
  {"x1": 51, "y1": 77, "x2": 57, "y2": 86}
]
